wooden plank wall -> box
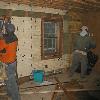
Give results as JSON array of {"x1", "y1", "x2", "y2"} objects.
[
  {"x1": 85, "y1": 11, "x2": 100, "y2": 72},
  {"x1": 80, "y1": 9, "x2": 100, "y2": 72}
]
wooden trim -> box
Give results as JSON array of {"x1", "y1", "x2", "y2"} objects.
[
  {"x1": 41, "y1": 16, "x2": 63, "y2": 60},
  {"x1": 0, "y1": 8, "x2": 64, "y2": 17},
  {"x1": 41, "y1": 18, "x2": 44, "y2": 60}
]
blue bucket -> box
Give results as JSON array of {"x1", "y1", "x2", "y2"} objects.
[{"x1": 32, "y1": 70, "x2": 44, "y2": 83}]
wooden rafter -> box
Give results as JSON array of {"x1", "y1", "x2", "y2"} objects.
[{"x1": 0, "y1": 0, "x2": 100, "y2": 10}]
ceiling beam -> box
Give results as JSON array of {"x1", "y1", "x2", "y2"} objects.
[{"x1": 0, "y1": 0, "x2": 100, "y2": 10}]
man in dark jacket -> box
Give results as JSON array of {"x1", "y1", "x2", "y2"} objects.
[{"x1": 69, "y1": 26, "x2": 96, "y2": 78}]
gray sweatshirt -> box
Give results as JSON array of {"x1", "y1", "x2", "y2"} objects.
[{"x1": 73, "y1": 34, "x2": 96, "y2": 52}]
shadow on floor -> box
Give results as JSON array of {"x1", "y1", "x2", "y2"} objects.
[{"x1": 55, "y1": 91, "x2": 100, "y2": 100}]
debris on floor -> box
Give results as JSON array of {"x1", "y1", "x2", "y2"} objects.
[{"x1": 0, "y1": 70, "x2": 100, "y2": 100}]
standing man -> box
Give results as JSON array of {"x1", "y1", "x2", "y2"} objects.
[
  {"x1": 69, "y1": 26, "x2": 96, "y2": 78},
  {"x1": 0, "y1": 17, "x2": 21, "y2": 100}
]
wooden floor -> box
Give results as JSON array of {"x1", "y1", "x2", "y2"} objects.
[{"x1": 0, "y1": 69, "x2": 100, "y2": 100}]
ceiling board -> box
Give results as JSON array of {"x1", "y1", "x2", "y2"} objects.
[{"x1": 0, "y1": 0, "x2": 100, "y2": 10}]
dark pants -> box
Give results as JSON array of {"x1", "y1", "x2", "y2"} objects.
[
  {"x1": 70, "y1": 52, "x2": 88, "y2": 77},
  {"x1": 5, "y1": 61, "x2": 21, "y2": 100}
]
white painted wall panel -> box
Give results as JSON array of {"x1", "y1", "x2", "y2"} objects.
[{"x1": 11, "y1": 16, "x2": 34, "y2": 76}]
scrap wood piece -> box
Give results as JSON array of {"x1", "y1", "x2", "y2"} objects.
[
  {"x1": 0, "y1": 89, "x2": 100, "y2": 96},
  {"x1": 54, "y1": 77, "x2": 77, "y2": 100},
  {"x1": 51, "y1": 83, "x2": 60, "y2": 100}
]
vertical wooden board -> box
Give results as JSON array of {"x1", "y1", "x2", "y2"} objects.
[
  {"x1": 32, "y1": 35, "x2": 41, "y2": 62},
  {"x1": 33, "y1": 18, "x2": 41, "y2": 35},
  {"x1": 32, "y1": 37, "x2": 41, "y2": 50},
  {"x1": 23, "y1": 17, "x2": 32, "y2": 32},
  {"x1": 62, "y1": 54, "x2": 71, "y2": 67},
  {"x1": 11, "y1": 16, "x2": 34, "y2": 77},
  {"x1": 17, "y1": 60, "x2": 33, "y2": 77},
  {"x1": 11, "y1": 17, "x2": 21, "y2": 37},
  {"x1": 63, "y1": 18, "x2": 69, "y2": 33}
]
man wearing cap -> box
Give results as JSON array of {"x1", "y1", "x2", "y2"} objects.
[
  {"x1": 0, "y1": 17, "x2": 21, "y2": 100},
  {"x1": 69, "y1": 26, "x2": 96, "y2": 78}
]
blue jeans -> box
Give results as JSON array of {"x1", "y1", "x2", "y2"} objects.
[{"x1": 5, "y1": 61, "x2": 21, "y2": 100}]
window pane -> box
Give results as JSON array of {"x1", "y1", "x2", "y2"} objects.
[
  {"x1": 44, "y1": 22, "x2": 55, "y2": 34},
  {"x1": 44, "y1": 38, "x2": 48, "y2": 49},
  {"x1": 43, "y1": 19, "x2": 62, "y2": 57},
  {"x1": 44, "y1": 21, "x2": 56, "y2": 54},
  {"x1": 44, "y1": 38, "x2": 56, "y2": 54},
  {"x1": 44, "y1": 38, "x2": 55, "y2": 49}
]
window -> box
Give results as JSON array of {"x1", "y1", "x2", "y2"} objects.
[{"x1": 41, "y1": 17, "x2": 63, "y2": 59}]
